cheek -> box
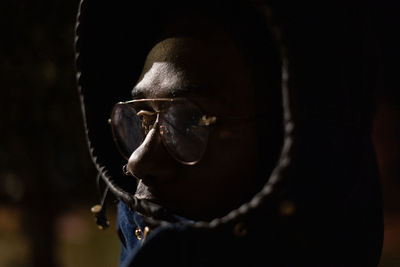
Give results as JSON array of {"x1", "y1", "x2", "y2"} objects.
[
  {"x1": 216, "y1": 130, "x2": 258, "y2": 172},
  {"x1": 186, "y1": 124, "x2": 259, "y2": 179}
]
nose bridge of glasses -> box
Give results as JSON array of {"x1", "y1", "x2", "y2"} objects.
[
  {"x1": 137, "y1": 110, "x2": 157, "y2": 117},
  {"x1": 137, "y1": 110, "x2": 160, "y2": 136}
]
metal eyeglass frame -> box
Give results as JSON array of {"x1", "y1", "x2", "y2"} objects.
[{"x1": 109, "y1": 97, "x2": 253, "y2": 165}]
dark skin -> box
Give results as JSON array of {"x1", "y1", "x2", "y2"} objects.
[{"x1": 126, "y1": 22, "x2": 262, "y2": 220}]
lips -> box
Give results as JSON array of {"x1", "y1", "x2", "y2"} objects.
[
  {"x1": 137, "y1": 170, "x2": 179, "y2": 187},
  {"x1": 140, "y1": 175, "x2": 160, "y2": 187},
  {"x1": 134, "y1": 174, "x2": 178, "y2": 204}
]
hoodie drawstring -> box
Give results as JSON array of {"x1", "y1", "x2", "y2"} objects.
[{"x1": 90, "y1": 171, "x2": 110, "y2": 229}]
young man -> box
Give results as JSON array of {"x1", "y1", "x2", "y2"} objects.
[{"x1": 75, "y1": 1, "x2": 383, "y2": 266}]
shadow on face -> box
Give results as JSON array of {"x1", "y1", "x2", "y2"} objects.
[{"x1": 126, "y1": 16, "x2": 279, "y2": 220}]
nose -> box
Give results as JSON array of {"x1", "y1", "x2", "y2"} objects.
[{"x1": 125, "y1": 123, "x2": 177, "y2": 181}]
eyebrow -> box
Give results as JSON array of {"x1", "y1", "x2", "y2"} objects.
[
  {"x1": 130, "y1": 85, "x2": 231, "y2": 110},
  {"x1": 131, "y1": 86, "x2": 194, "y2": 99},
  {"x1": 131, "y1": 87, "x2": 146, "y2": 99}
]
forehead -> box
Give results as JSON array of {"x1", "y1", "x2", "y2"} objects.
[
  {"x1": 134, "y1": 35, "x2": 229, "y2": 89},
  {"x1": 133, "y1": 61, "x2": 187, "y2": 97},
  {"x1": 132, "y1": 23, "x2": 255, "y2": 113}
]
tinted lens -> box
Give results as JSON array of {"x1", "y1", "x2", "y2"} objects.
[
  {"x1": 159, "y1": 101, "x2": 209, "y2": 164},
  {"x1": 111, "y1": 104, "x2": 143, "y2": 159}
]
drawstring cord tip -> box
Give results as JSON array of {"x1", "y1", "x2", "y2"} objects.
[
  {"x1": 91, "y1": 204, "x2": 110, "y2": 230},
  {"x1": 92, "y1": 172, "x2": 111, "y2": 230}
]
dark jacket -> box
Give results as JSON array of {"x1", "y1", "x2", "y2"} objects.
[{"x1": 75, "y1": 0, "x2": 383, "y2": 266}]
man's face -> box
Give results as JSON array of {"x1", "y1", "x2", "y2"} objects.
[{"x1": 125, "y1": 30, "x2": 261, "y2": 220}]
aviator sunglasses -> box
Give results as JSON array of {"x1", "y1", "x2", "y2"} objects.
[{"x1": 109, "y1": 98, "x2": 251, "y2": 166}]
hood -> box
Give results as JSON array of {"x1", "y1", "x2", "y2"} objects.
[
  {"x1": 75, "y1": 0, "x2": 382, "y2": 263},
  {"x1": 75, "y1": 0, "x2": 295, "y2": 225}
]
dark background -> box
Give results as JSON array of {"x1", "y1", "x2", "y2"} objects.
[{"x1": 0, "y1": 0, "x2": 399, "y2": 266}]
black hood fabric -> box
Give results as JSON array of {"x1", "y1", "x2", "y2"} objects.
[{"x1": 75, "y1": 0, "x2": 383, "y2": 265}]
